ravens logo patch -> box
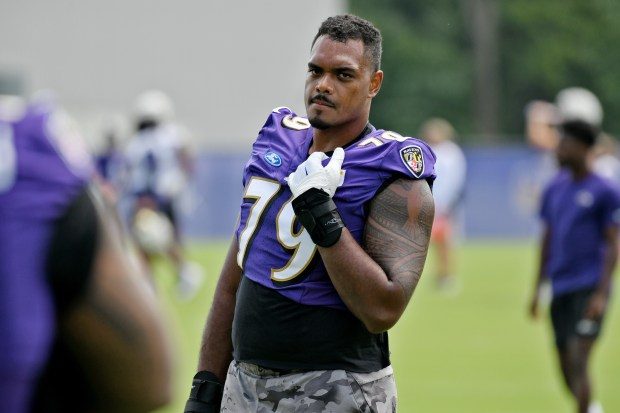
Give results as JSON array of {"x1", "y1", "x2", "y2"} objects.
[{"x1": 400, "y1": 145, "x2": 424, "y2": 177}]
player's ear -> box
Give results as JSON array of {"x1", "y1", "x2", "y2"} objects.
[{"x1": 368, "y1": 70, "x2": 383, "y2": 98}]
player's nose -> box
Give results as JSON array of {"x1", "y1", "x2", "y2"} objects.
[{"x1": 315, "y1": 74, "x2": 334, "y2": 95}]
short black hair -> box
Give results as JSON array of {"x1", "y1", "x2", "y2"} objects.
[
  {"x1": 312, "y1": 14, "x2": 382, "y2": 71},
  {"x1": 559, "y1": 119, "x2": 599, "y2": 147}
]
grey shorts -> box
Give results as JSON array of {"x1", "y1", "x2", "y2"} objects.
[{"x1": 221, "y1": 361, "x2": 397, "y2": 412}]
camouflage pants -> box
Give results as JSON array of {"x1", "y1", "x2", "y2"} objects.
[{"x1": 220, "y1": 361, "x2": 397, "y2": 412}]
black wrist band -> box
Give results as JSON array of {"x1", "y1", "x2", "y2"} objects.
[
  {"x1": 292, "y1": 187, "x2": 344, "y2": 247},
  {"x1": 184, "y1": 371, "x2": 224, "y2": 413}
]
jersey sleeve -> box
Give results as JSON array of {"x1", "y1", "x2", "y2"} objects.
[
  {"x1": 379, "y1": 137, "x2": 437, "y2": 183},
  {"x1": 241, "y1": 108, "x2": 288, "y2": 187},
  {"x1": 241, "y1": 107, "x2": 308, "y2": 187}
]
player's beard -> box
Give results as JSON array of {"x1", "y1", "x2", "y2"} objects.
[{"x1": 308, "y1": 116, "x2": 331, "y2": 130}]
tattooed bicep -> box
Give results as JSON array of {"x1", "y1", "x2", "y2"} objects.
[{"x1": 364, "y1": 178, "x2": 434, "y2": 301}]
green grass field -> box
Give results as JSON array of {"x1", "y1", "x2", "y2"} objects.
[{"x1": 154, "y1": 241, "x2": 619, "y2": 413}]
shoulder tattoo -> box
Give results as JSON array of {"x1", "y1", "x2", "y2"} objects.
[{"x1": 364, "y1": 178, "x2": 435, "y2": 301}]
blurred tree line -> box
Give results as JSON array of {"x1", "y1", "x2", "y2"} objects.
[{"x1": 350, "y1": 0, "x2": 620, "y2": 143}]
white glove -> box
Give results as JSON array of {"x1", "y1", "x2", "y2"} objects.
[{"x1": 286, "y1": 147, "x2": 345, "y2": 199}]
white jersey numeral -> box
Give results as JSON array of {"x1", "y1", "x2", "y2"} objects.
[
  {"x1": 358, "y1": 130, "x2": 408, "y2": 147},
  {"x1": 0, "y1": 123, "x2": 16, "y2": 193},
  {"x1": 237, "y1": 178, "x2": 281, "y2": 268},
  {"x1": 271, "y1": 198, "x2": 317, "y2": 281},
  {"x1": 282, "y1": 115, "x2": 311, "y2": 131},
  {"x1": 237, "y1": 177, "x2": 317, "y2": 283}
]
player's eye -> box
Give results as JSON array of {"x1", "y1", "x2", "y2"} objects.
[
  {"x1": 337, "y1": 72, "x2": 353, "y2": 80},
  {"x1": 308, "y1": 67, "x2": 321, "y2": 76}
]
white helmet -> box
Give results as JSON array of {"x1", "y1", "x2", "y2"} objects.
[
  {"x1": 555, "y1": 87, "x2": 603, "y2": 127},
  {"x1": 133, "y1": 90, "x2": 175, "y2": 123}
]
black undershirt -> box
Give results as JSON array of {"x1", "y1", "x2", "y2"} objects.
[
  {"x1": 232, "y1": 276, "x2": 390, "y2": 373},
  {"x1": 32, "y1": 187, "x2": 100, "y2": 412}
]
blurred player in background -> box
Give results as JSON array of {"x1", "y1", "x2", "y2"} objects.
[
  {"x1": 94, "y1": 118, "x2": 126, "y2": 202},
  {"x1": 421, "y1": 118, "x2": 466, "y2": 292},
  {"x1": 185, "y1": 14, "x2": 435, "y2": 412},
  {"x1": 529, "y1": 120, "x2": 620, "y2": 413},
  {"x1": 0, "y1": 92, "x2": 173, "y2": 412},
  {"x1": 124, "y1": 89, "x2": 203, "y2": 300},
  {"x1": 525, "y1": 87, "x2": 619, "y2": 189}
]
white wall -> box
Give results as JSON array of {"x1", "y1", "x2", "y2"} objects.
[{"x1": 0, "y1": 0, "x2": 346, "y2": 151}]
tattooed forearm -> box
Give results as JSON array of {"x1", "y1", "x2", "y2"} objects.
[{"x1": 364, "y1": 178, "x2": 435, "y2": 301}]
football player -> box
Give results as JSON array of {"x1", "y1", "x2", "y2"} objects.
[
  {"x1": 0, "y1": 93, "x2": 173, "y2": 412},
  {"x1": 421, "y1": 118, "x2": 466, "y2": 292},
  {"x1": 529, "y1": 120, "x2": 619, "y2": 413},
  {"x1": 94, "y1": 119, "x2": 126, "y2": 203},
  {"x1": 124, "y1": 90, "x2": 203, "y2": 299},
  {"x1": 185, "y1": 15, "x2": 436, "y2": 412}
]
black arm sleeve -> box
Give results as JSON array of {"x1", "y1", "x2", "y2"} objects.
[{"x1": 46, "y1": 186, "x2": 100, "y2": 314}]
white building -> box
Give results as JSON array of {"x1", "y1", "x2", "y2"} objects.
[{"x1": 0, "y1": 0, "x2": 346, "y2": 151}]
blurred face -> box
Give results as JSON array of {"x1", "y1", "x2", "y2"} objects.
[
  {"x1": 423, "y1": 127, "x2": 446, "y2": 146},
  {"x1": 304, "y1": 36, "x2": 382, "y2": 130},
  {"x1": 556, "y1": 135, "x2": 588, "y2": 168}
]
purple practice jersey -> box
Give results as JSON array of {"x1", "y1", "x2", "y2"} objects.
[
  {"x1": 541, "y1": 170, "x2": 620, "y2": 297},
  {"x1": 0, "y1": 100, "x2": 91, "y2": 413},
  {"x1": 235, "y1": 107, "x2": 436, "y2": 309}
]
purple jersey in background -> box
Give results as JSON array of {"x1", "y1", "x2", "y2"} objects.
[
  {"x1": 540, "y1": 170, "x2": 620, "y2": 297},
  {"x1": 95, "y1": 150, "x2": 124, "y2": 185},
  {"x1": 0, "y1": 99, "x2": 91, "y2": 413},
  {"x1": 235, "y1": 107, "x2": 436, "y2": 310}
]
